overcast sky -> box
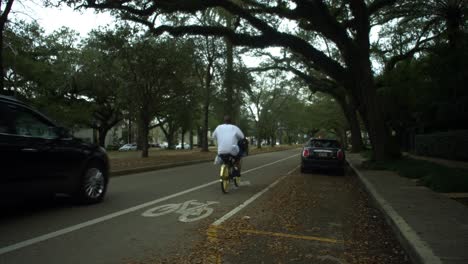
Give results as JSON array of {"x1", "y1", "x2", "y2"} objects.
[{"x1": 11, "y1": 1, "x2": 114, "y2": 37}]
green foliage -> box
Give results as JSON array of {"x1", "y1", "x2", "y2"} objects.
[
  {"x1": 360, "y1": 150, "x2": 373, "y2": 160},
  {"x1": 420, "y1": 169, "x2": 468, "y2": 193},
  {"x1": 305, "y1": 93, "x2": 348, "y2": 139},
  {"x1": 246, "y1": 70, "x2": 306, "y2": 146},
  {"x1": 106, "y1": 145, "x2": 120, "y2": 151},
  {"x1": 378, "y1": 41, "x2": 468, "y2": 134},
  {"x1": 362, "y1": 156, "x2": 468, "y2": 192},
  {"x1": 415, "y1": 130, "x2": 468, "y2": 161},
  {"x1": 4, "y1": 21, "x2": 93, "y2": 127}
]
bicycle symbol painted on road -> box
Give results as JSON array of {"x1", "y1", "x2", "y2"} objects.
[{"x1": 141, "y1": 200, "x2": 219, "y2": 223}]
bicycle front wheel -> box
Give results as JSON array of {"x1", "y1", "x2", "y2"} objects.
[{"x1": 221, "y1": 178, "x2": 229, "y2": 193}]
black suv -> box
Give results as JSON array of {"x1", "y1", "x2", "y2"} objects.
[{"x1": 0, "y1": 95, "x2": 109, "y2": 204}]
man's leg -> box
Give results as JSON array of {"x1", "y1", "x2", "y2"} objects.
[{"x1": 234, "y1": 157, "x2": 242, "y2": 177}]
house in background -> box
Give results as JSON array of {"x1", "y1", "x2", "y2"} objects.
[{"x1": 72, "y1": 125, "x2": 124, "y2": 148}]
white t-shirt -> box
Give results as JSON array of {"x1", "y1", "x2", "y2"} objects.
[{"x1": 212, "y1": 124, "x2": 245, "y2": 155}]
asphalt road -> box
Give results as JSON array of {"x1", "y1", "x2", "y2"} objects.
[{"x1": 0, "y1": 149, "x2": 302, "y2": 264}]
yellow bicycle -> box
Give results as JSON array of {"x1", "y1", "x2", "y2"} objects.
[{"x1": 218, "y1": 154, "x2": 240, "y2": 193}]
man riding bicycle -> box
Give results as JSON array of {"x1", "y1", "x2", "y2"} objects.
[{"x1": 212, "y1": 115, "x2": 246, "y2": 177}]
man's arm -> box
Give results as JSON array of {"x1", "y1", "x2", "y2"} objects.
[
  {"x1": 212, "y1": 127, "x2": 218, "y2": 141},
  {"x1": 236, "y1": 127, "x2": 245, "y2": 140}
]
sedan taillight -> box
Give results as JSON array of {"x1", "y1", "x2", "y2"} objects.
[
  {"x1": 337, "y1": 149, "x2": 344, "y2": 160},
  {"x1": 302, "y1": 149, "x2": 310, "y2": 157}
]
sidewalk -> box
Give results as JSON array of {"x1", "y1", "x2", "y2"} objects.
[{"x1": 347, "y1": 153, "x2": 468, "y2": 264}]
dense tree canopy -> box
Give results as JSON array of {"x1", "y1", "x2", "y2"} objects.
[
  {"x1": 1, "y1": 0, "x2": 466, "y2": 160},
  {"x1": 51, "y1": 0, "x2": 418, "y2": 160}
]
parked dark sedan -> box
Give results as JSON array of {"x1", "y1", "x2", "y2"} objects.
[
  {"x1": 0, "y1": 95, "x2": 109, "y2": 204},
  {"x1": 300, "y1": 138, "x2": 346, "y2": 174}
]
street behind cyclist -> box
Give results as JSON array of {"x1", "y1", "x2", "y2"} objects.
[{"x1": 212, "y1": 115, "x2": 246, "y2": 177}]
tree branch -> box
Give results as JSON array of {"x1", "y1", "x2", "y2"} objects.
[{"x1": 147, "y1": 24, "x2": 347, "y2": 82}]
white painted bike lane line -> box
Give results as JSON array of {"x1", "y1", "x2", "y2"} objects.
[{"x1": 0, "y1": 154, "x2": 299, "y2": 256}]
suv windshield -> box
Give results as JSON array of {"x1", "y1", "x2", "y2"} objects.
[{"x1": 308, "y1": 140, "x2": 340, "y2": 148}]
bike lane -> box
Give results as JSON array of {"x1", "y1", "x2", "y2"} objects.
[
  {"x1": 173, "y1": 169, "x2": 412, "y2": 264},
  {"x1": 0, "y1": 149, "x2": 300, "y2": 264}
]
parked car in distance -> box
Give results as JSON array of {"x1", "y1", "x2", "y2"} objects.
[
  {"x1": 160, "y1": 142, "x2": 169, "y2": 149},
  {"x1": 118, "y1": 143, "x2": 137, "y2": 151},
  {"x1": 300, "y1": 138, "x2": 346, "y2": 175},
  {"x1": 150, "y1": 143, "x2": 161, "y2": 148},
  {"x1": 0, "y1": 95, "x2": 109, "y2": 204},
  {"x1": 175, "y1": 143, "x2": 190, "y2": 150}
]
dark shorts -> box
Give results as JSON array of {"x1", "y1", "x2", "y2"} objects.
[{"x1": 218, "y1": 153, "x2": 242, "y2": 163}]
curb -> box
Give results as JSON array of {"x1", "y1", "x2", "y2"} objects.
[{"x1": 347, "y1": 158, "x2": 443, "y2": 264}]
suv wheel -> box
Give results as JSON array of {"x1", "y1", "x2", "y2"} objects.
[{"x1": 75, "y1": 162, "x2": 108, "y2": 204}]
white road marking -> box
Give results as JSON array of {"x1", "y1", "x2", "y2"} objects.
[
  {"x1": 212, "y1": 165, "x2": 299, "y2": 226},
  {"x1": 239, "y1": 181, "x2": 251, "y2": 186},
  {"x1": 142, "y1": 200, "x2": 219, "y2": 223},
  {"x1": 0, "y1": 153, "x2": 299, "y2": 255}
]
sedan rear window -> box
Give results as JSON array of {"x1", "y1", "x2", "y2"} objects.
[{"x1": 308, "y1": 140, "x2": 340, "y2": 148}]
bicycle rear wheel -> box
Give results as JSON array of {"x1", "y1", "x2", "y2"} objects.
[
  {"x1": 220, "y1": 164, "x2": 230, "y2": 193},
  {"x1": 234, "y1": 159, "x2": 242, "y2": 187}
]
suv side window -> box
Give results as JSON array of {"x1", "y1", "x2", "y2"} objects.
[{"x1": 8, "y1": 104, "x2": 58, "y2": 139}]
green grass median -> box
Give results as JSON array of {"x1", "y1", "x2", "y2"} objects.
[{"x1": 108, "y1": 145, "x2": 301, "y2": 175}]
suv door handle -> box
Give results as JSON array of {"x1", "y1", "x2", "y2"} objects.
[{"x1": 21, "y1": 148, "x2": 38, "y2": 152}]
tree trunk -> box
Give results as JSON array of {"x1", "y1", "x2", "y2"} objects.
[
  {"x1": 337, "y1": 128, "x2": 347, "y2": 149},
  {"x1": 0, "y1": 31, "x2": 4, "y2": 93},
  {"x1": 256, "y1": 122, "x2": 262, "y2": 149},
  {"x1": 165, "y1": 123, "x2": 176, "y2": 150},
  {"x1": 354, "y1": 70, "x2": 400, "y2": 161},
  {"x1": 224, "y1": 15, "x2": 235, "y2": 122},
  {"x1": 140, "y1": 124, "x2": 149, "y2": 158},
  {"x1": 167, "y1": 134, "x2": 175, "y2": 149},
  {"x1": 335, "y1": 94, "x2": 364, "y2": 152},
  {"x1": 189, "y1": 129, "x2": 193, "y2": 150},
  {"x1": 197, "y1": 127, "x2": 203, "y2": 148},
  {"x1": 446, "y1": 7, "x2": 463, "y2": 48},
  {"x1": 348, "y1": 108, "x2": 364, "y2": 152},
  {"x1": 98, "y1": 126, "x2": 109, "y2": 148},
  {"x1": 127, "y1": 119, "x2": 133, "y2": 144},
  {"x1": 93, "y1": 129, "x2": 98, "y2": 145},
  {"x1": 181, "y1": 129, "x2": 185, "y2": 149},
  {"x1": 202, "y1": 78, "x2": 211, "y2": 152},
  {"x1": 138, "y1": 111, "x2": 150, "y2": 158},
  {"x1": 160, "y1": 124, "x2": 173, "y2": 150}
]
